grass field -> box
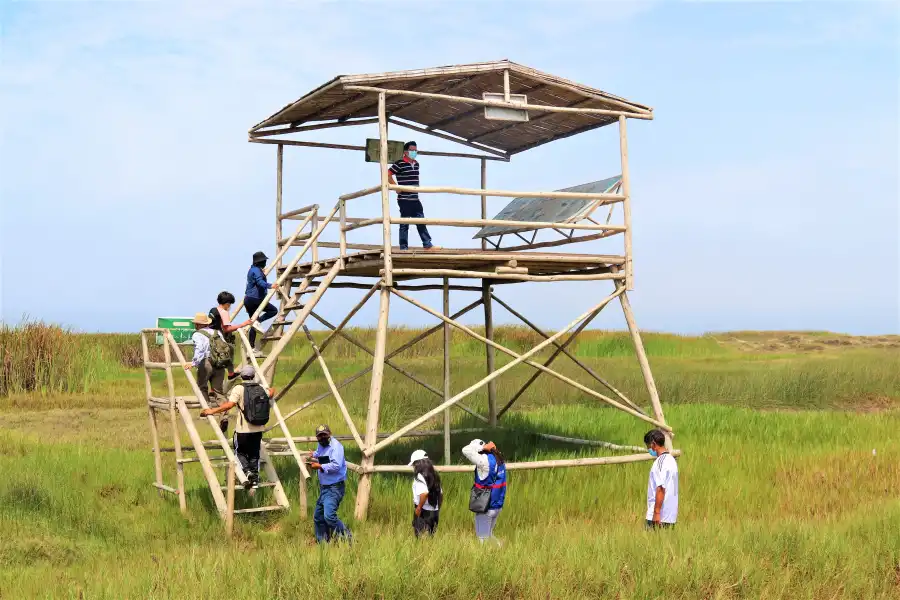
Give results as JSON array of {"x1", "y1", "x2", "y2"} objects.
[{"x1": 1, "y1": 325, "x2": 899, "y2": 599}]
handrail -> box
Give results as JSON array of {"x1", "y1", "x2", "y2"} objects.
[
  {"x1": 343, "y1": 217, "x2": 625, "y2": 234},
  {"x1": 279, "y1": 204, "x2": 319, "y2": 220},
  {"x1": 390, "y1": 184, "x2": 624, "y2": 202}
]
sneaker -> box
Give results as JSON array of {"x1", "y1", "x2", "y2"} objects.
[
  {"x1": 399, "y1": 246, "x2": 409, "y2": 251},
  {"x1": 219, "y1": 418, "x2": 229, "y2": 434},
  {"x1": 249, "y1": 472, "x2": 260, "y2": 489},
  {"x1": 424, "y1": 245, "x2": 442, "y2": 251},
  {"x1": 252, "y1": 350, "x2": 266, "y2": 358}
]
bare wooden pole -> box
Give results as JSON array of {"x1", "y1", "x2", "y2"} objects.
[
  {"x1": 271, "y1": 283, "x2": 379, "y2": 402},
  {"x1": 339, "y1": 199, "x2": 347, "y2": 267},
  {"x1": 503, "y1": 69, "x2": 511, "y2": 101},
  {"x1": 162, "y1": 340, "x2": 187, "y2": 514},
  {"x1": 355, "y1": 284, "x2": 390, "y2": 520},
  {"x1": 366, "y1": 290, "x2": 637, "y2": 457},
  {"x1": 378, "y1": 92, "x2": 393, "y2": 287},
  {"x1": 389, "y1": 287, "x2": 669, "y2": 432},
  {"x1": 258, "y1": 445, "x2": 293, "y2": 512},
  {"x1": 442, "y1": 277, "x2": 452, "y2": 464},
  {"x1": 142, "y1": 333, "x2": 164, "y2": 490},
  {"x1": 618, "y1": 115, "x2": 633, "y2": 290},
  {"x1": 275, "y1": 144, "x2": 284, "y2": 271},
  {"x1": 367, "y1": 451, "x2": 679, "y2": 473},
  {"x1": 489, "y1": 293, "x2": 644, "y2": 415},
  {"x1": 301, "y1": 326, "x2": 365, "y2": 450},
  {"x1": 225, "y1": 460, "x2": 235, "y2": 537},
  {"x1": 483, "y1": 280, "x2": 497, "y2": 426},
  {"x1": 618, "y1": 288, "x2": 668, "y2": 441},
  {"x1": 480, "y1": 159, "x2": 487, "y2": 251},
  {"x1": 175, "y1": 397, "x2": 228, "y2": 514}
]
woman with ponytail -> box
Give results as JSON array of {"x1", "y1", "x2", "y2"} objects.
[{"x1": 408, "y1": 449, "x2": 443, "y2": 536}]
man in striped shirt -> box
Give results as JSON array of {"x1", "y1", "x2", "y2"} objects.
[{"x1": 388, "y1": 141, "x2": 439, "y2": 250}]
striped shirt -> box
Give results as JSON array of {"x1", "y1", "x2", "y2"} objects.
[{"x1": 389, "y1": 158, "x2": 420, "y2": 201}]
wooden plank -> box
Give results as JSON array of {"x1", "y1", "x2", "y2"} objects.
[
  {"x1": 378, "y1": 93, "x2": 393, "y2": 286},
  {"x1": 483, "y1": 280, "x2": 497, "y2": 426},
  {"x1": 443, "y1": 278, "x2": 452, "y2": 465}
]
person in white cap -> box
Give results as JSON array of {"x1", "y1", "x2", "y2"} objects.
[
  {"x1": 408, "y1": 449, "x2": 442, "y2": 536},
  {"x1": 462, "y1": 439, "x2": 507, "y2": 545}
]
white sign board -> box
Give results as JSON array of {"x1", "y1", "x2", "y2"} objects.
[{"x1": 483, "y1": 93, "x2": 529, "y2": 122}]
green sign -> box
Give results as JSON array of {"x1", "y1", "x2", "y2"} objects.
[
  {"x1": 365, "y1": 138, "x2": 405, "y2": 164},
  {"x1": 156, "y1": 317, "x2": 195, "y2": 345}
]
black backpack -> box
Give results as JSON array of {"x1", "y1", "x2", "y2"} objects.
[{"x1": 242, "y1": 383, "x2": 271, "y2": 426}]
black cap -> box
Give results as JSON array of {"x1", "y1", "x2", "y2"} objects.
[
  {"x1": 315, "y1": 424, "x2": 331, "y2": 436},
  {"x1": 252, "y1": 251, "x2": 268, "y2": 263}
]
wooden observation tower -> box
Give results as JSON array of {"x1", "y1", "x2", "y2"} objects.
[{"x1": 142, "y1": 60, "x2": 676, "y2": 524}]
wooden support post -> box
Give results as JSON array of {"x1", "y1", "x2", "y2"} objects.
[
  {"x1": 225, "y1": 460, "x2": 235, "y2": 537},
  {"x1": 163, "y1": 340, "x2": 187, "y2": 514},
  {"x1": 618, "y1": 289, "x2": 668, "y2": 445},
  {"x1": 618, "y1": 115, "x2": 633, "y2": 290},
  {"x1": 482, "y1": 279, "x2": 497, "y2": 426},
  {"x1": 355, "y1": 284, "x2": 390, "y2": 520},
  {"x1": 301, "y1": 326, "x2": 365, "y2": 450},
  {"x1": 378, "y1": 92, "x2": 393, "y2": 286},
  {"x1": 503, "y1": 69, "x2": 511, "y2": 102},
  {"x1": 259, "y1": 445, "x2": 293, "y2": 512},
  {"x1": 311, "y1": 206, "x2": 319, "y2": 264},
  {"x1": 175, "y1": 397, "x2": 228, "y2": 514},
  {"x1": 339, "y1": 199, "x2": 347, "y2": 267},
  {"x1": 367, "y1": 290, "x2": 644, "y2": 456},
  {"x1": 442, "y1": 277, "x2": 451, "y2": 465},
  {"x1": 275, "y1": 144, "x2": 284, "y2": 270},
  {"x1": 142, "y1": 333, "x2": 164, "y2": 490},
  {"x1": 480, "y1": 158, "x2": 487, "y2": 251}
]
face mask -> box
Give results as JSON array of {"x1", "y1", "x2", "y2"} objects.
[
  {"x1": 408, "y1": 150, "x2": 418, "y2": 159},
  {"x1": 648, "y1": 448, "x2": 658, "y2": 457}
]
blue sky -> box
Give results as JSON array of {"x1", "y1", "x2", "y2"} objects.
[{"x1": 1, "y1": 1, "x2": 897, "y2": 335}]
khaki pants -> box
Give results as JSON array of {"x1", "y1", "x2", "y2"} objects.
[{"x1": 196, "y1": 358, "x2": 226, "y2": 406}]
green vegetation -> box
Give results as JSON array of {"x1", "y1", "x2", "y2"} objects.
[{"x1": 0, "y1": 324, "x2": 898, "y2": 598}]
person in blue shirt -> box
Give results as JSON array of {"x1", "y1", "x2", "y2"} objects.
[
  {"x1": 308, "y1": 424, "x2": 352, "y2": 543},
  {"x1": 244, "y1": 251, "x2": 279, "y2": 357}
]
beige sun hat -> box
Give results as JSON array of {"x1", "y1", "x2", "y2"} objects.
[{"x1": 192, "y1": 312, "x2": 212, "y2": 325}]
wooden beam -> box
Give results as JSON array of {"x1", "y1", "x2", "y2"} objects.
[
  {"x1": 366, "y1": 451, "x2": 680, "y2": 473},
  {"x1": 443, "y1": 278, "x2": 452, "y2": 464},
  {"x1": 388, "y1": 117, "x2": 507, "y2": 159},
  {"x1": 490, "y1": 293, "x2": 644, "y2": 415},
  {"x1": 162, "y1": 340, "x2": 187, "y2": 514},
  {"x1": 483, "y1": 280, "x2": 497, "y2": 426},
  {"x1": 248, "y1": 137, "x2": 509, "y2": 161},
  {"x1": 251, "y1": 117, "x2": 380, "y2": 138},
  {"x1": 378, "y1": 93, "x2": 393, "y2": 286},
  {"x1": 389, "y1": 185, "x2": 624, "y2": 202},
  {"x1": 366, "y1": 288, "x2": 661, "y2": 457},
  {"x1": 355, "y1": 285, "x2": 391, "y2": 520},
  {"x1": 343, "y1": 85, "x2": 652, "y2": 119},
  {"x1": 496, "y1": 229, "x2": 621, "y2": 252},
  {"x1": 619, "y1": 115, "x2": 633, "y2": 289},
  {"x1": 387, "y1": 268, "x2": 623, "y2": 283}
]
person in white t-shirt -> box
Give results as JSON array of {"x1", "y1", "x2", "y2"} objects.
[
  {"x1": 408, "y1": 449, "x2": 443, "y2": 536},
  {"x1": 644, "y1": 429, "x2": 678, "y2": 529}
]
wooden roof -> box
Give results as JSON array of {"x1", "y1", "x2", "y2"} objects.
[{"x1": 250, "y1": 60, "x2": 652, "y2": 156}]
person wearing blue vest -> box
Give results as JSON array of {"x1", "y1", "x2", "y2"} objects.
[
  {"x1": 462, "y1": 438, "x2": 507, "y2": 545},
  {"x1": 308, "y1": 424, "x2": 352, "y2": 544}
]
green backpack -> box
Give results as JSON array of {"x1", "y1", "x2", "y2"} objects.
[{"x1": 197, "y1": 330, "x2": 234, "y2": 368}]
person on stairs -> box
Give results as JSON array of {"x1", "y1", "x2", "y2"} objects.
[
  {"x1": 462, "y1": 438, "x2": 507, "y2": 545},
  {"x1": 184, "y1": 312, "x2": 229, "y2": 434},
  {"x1": 408, "y1": 449, "x2": 443, "y2": 537},
  {"x1": 199, "y1": 365, "x2": 275, "y2": 490},
  {"x1": 308, "y1": 424, "x2": 352, "y2": 543},
  {"x1": 209, "y1": 291, "x2": 252, "y2": 385},
  {"x1": 244, "y1": 251, "x2": 279, "y2": 357},
  {"x1": 388, "y1": 141, "x2": 440, "y2": 251}
]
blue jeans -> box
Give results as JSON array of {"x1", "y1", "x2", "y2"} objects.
[
  {"x1": 244, "y1": 298, "x2": 278, "y2": 347},
  {"x1": 314, "y1": 481, "x2": 350, "y2": 543},
  {"x1": 398, "y1": 200, "x2": 432, "y2": 249}
]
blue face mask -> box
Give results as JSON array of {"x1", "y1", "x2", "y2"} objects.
[
  {"x1": 648, "y1": 448, "x2": 658, "y2": 457},
  {"x1": 408, "y1": 150, "x2": 417, "y2": 160}
]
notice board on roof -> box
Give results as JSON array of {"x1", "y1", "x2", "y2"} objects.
[{"x1": 472, "y1": 175, "x2": 622, "y2": 240}]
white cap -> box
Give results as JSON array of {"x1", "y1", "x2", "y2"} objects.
[{"x1": 408, "y1": 449, "x2": 428, "y2": 466}]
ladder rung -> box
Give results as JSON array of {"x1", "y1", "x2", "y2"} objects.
[
  {"x1": 232, "y1": 505, "x2": 285, "y2": 515},
  {"x1": 220, "y1": 482, "x2": 277, "y2": 490}
]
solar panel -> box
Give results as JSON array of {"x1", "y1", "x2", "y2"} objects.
[{"x1": 472, "y1": 175, "x2": 622, "y2": 240}]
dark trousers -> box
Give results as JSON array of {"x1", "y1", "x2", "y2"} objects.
[
  {"x1": 413, "y1": 509, "x2": 440, "y2": 536},
  {"x1": 314, "y1": 481, "x2": 351, "y2": 543},
  {"x1": 398, "y1": 200, "x2": 432, "y2": 249},
  {"x1": 244, "y1": 297, "x2": 278, "y2": 346},
  {"x1": 645, "y1": 520, "x2": 675, "y2": 530},
  {"x1": 233, "y1": 431, "x2": 262, "y2": 477}
]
